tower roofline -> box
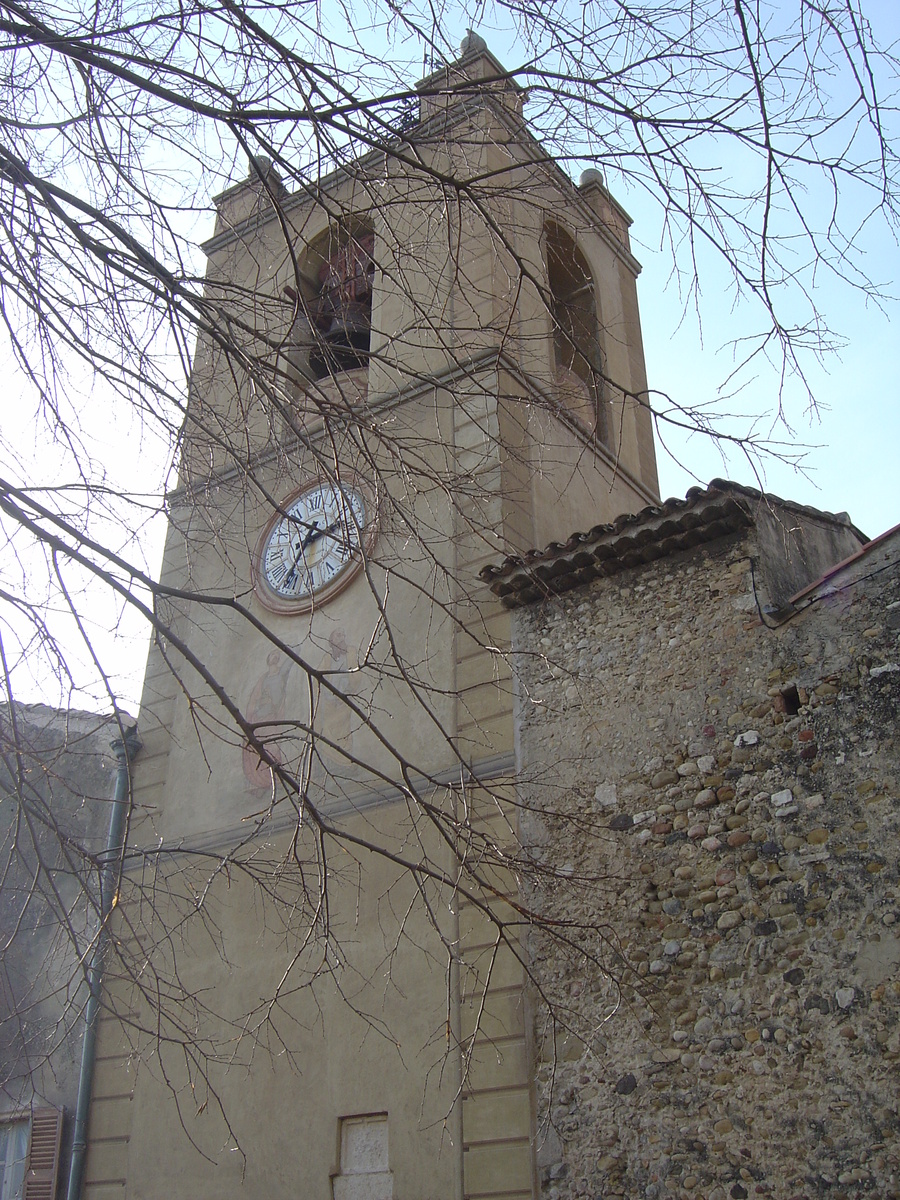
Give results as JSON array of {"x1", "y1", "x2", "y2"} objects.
[
  {"x1": 203, "y1": 92, "x2": 641, "y2": 277},
  {"x1": 416, "y1": 37, "x2": 526, "y2": 102}
]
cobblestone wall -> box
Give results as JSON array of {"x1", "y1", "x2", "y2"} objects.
[{"x1": 514, "y1": 525, "x2": 900, "y2": 1200}]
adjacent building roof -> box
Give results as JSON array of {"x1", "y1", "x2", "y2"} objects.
[{"x1": 479, "y1": 479, "x2": 867, "y2": 609}]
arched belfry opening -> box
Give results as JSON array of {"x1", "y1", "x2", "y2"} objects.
[
  {"x1": 545, "y1": 223, "x2": 608, "y2": 442},
  {"x1": 287, "y1": 224, "x2": 376, "y2": 382}
]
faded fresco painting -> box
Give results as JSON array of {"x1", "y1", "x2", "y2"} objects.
[
  {"x1": 242, "y1": 648, "x2": 294, "y2": 792},
  {"x1": 242, "y1": 629, "x2": 362, "y2": 797}
]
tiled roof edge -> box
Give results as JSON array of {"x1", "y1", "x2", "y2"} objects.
[{"x1": 479, "y1": 479, "x2": 865, "y2": 609}]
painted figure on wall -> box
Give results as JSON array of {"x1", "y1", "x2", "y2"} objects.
[
  {"x1": 241, "y1": 630, "x2": 366, "y2": 794},
  {"x1": 242, "y1": 649, "x2": 294, "y2": 791}
]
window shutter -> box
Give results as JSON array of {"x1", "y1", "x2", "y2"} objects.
[{"x1": 24, "y1": 1108, "x2": 63, "y2": 1200}]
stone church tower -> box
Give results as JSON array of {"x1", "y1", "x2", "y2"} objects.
[{"x1": 81, "y1": 35, "x2": 660, "y2": 1200}]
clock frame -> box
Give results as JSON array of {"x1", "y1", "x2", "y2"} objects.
[{"x1": 252, "y1": 475, "x2": 377, "y2": 614}]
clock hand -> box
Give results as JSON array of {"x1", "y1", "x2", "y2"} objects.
[
  {"x1": 279, "y1": 513, "x2": 354, "y2": 593},
  {"x1": 304, "y1": 516, "x2": 346, "y2": 552},
  {"x1": 283, "y1": 520, "x2": 320, "y2": 588},
  {"x1": 300, "y1": 522, "x2": 323, "y2": 551},
  {"x1": 320, "y1": 517, "x2": 345, "y2": 542},
  {"x1": 283, "y1": 516, "x2": 346, "y2": 586},
  {"x1": 303, "y1": 520, "x2": 334, "y2": 548}
]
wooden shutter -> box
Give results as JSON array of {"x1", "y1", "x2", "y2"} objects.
[{"x1": 24, "y1": 1108, "x2": 63, "y2": 1200}]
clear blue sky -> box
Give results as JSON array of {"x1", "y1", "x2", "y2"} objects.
[{"x1": 634, "y1": 198, "x2": 900, "y2": 539}]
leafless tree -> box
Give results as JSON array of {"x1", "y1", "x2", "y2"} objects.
[{"x1": 0, "y1": 0, "x2": 897, "y2": 1171}]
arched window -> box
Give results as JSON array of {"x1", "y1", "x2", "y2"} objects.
[
  {"x1": 310, "y1": 227, "x2": 375, "y2": 379},
  {"x1": 286, "y1": 225, "x2": 376, "y2": 383},
  {"x1": 545, "y1": 224, "x2": 607, "y2": 442}
]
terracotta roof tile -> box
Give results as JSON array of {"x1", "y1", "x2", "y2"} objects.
[{"x1": 479, "y1": 479, "x2": 864, "y2": 609}]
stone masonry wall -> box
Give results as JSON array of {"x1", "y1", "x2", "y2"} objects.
[{"x1": 514, "y1": 526, "x2": 900, "y2": 1200}]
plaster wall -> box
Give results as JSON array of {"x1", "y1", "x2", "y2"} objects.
[
  {"x1": 0, "y1": 707, "x2": 124, "y2": 1176},
  {"x1": 82, "y1": 56, "x2": 665, "y2": 1200},
  {"x1": 86, "y1": 379, "x2": 531, "y2": 1200},
  {"x1": 91, "y1": 798, "x2": 465, "y2": 1200}
]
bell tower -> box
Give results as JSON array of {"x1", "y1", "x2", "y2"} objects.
[{"x1": 82, "y1": 34, "x2": 659, "y2": 1200}]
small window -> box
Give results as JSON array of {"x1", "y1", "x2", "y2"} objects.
[
  {"x1": 332, "y1": 1114, "x2": 392, "y2": 1200},
  {"x1": 545, "y1": 223, "x2": 607, "y2": 442},
  {"x1": 0, "y1": 1109, "x2": 62, "y2": 1200},
  {"x1": 0, "y1": 1120, "x2": 28, "y2": 1200}
]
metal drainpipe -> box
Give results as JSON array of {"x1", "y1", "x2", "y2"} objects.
[{"x1": 66, "y1": 722, "x2": 141, "y2": 1200}]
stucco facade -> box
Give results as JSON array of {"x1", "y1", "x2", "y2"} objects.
[
  {"x1": 71, "y1": 35, "x2": 899, "y2": 1200},
  {"x1": 81, "y1": 36, "x2": 660, "y2": 1200}
]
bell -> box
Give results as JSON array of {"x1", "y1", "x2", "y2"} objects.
[
  {"x1": 310, "y1": 301, "x2": 371, "y2": 378},
  {"x1": 323, "y1": 301, "x2": 371, "y2": 351}
]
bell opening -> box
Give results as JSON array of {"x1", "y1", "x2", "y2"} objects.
[{"x1": 309, "y1": 230, "x2": 375, "y2": 381}]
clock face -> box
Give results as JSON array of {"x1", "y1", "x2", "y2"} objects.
[{"x1": 254, "y1": 480, "x2": 372, "y2": 612}]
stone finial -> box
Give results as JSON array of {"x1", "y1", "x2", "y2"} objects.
[
  {"x1": 459, "y1": 29, "x2": 488, "y2": 56},
  {"x1": 245, "y1": 153, "x2": 285, "y2": 194},
  {"x1": 579, "y1": 168, "x2": 605, "y2": 188}
]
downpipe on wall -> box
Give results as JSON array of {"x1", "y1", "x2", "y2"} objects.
[{"x1": 66, "y1": 723, "x2": 141, "y2": 1200}]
